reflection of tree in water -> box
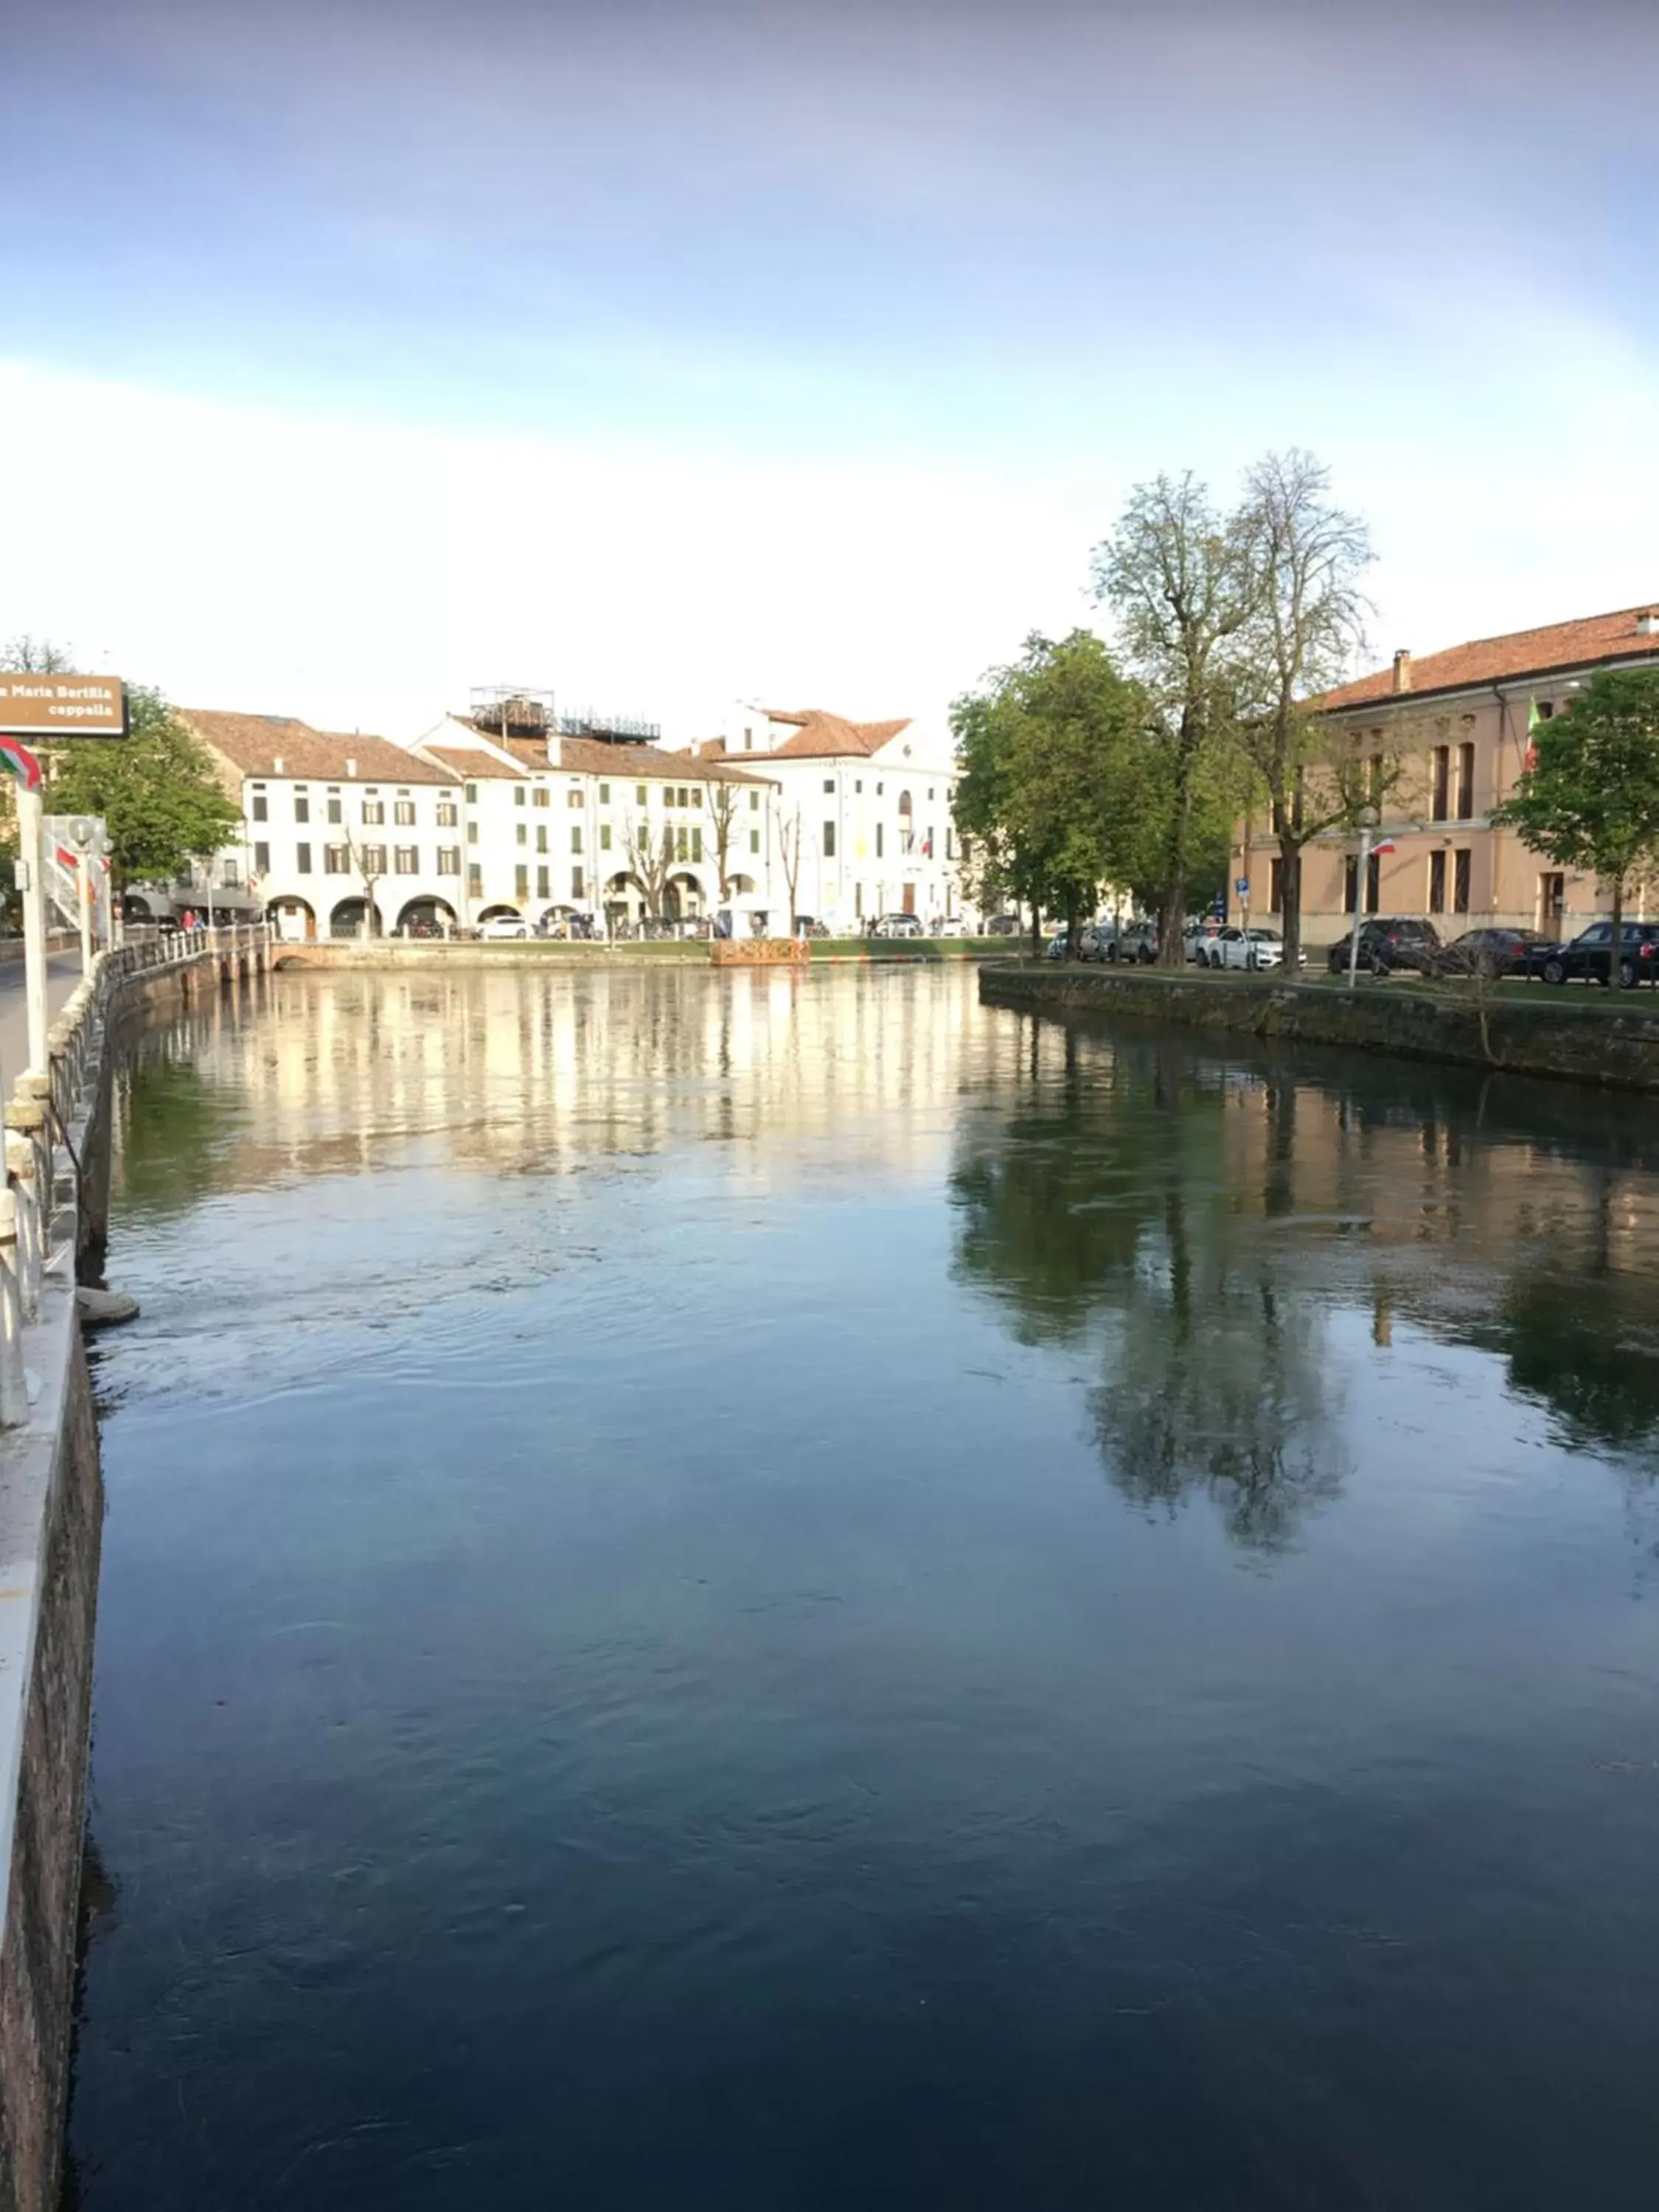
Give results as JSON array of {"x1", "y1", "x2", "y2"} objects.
[
  {"x1": 951, "y1": 1034, "x2": 1346, "y2": 1553},
  {"x1": 1091, "y1": 1192, "x2": 1346, "y2": 1555},
  {"x1": 1495, "y1": 1271, "x2": 1659, "y2": 1462}
]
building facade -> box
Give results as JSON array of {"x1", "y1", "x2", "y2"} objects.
[
  {"x1": 1237, "y1": 605, "x2": 1659, "y2": 946},
  {"x1": 409, "y1": 714, "x2": 779, "y2": 931},
  {"x1": 706, "y1": 705, "x2": 970, "y2": 931},
  {"x1": 182, "y1": 712, "x2": 460, "y2": 941}
]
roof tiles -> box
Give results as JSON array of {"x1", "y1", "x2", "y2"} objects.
[
  {"x1": 181, "y1": 711, "x2": 450, "y2": 783},
  {"x1": 1322, "y1": 605, "x2": 1659, "y2": 711}
]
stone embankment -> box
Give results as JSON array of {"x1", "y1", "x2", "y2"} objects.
[
  {"x1": 980, "y1": 962, "x2": 1659, "y2": 1093},
  {"x1": 270, "y1": 936, "x2": 1001, "y2": 971},
  {"x1": 0, "y1": 928, "x2": 268, "y2": 2212}
]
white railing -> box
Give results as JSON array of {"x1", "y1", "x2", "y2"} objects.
[{"x1": 0, "y1": 924, "x2": 268, "y2": 1425}]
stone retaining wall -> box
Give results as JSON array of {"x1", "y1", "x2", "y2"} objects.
[{"x1": 979, "y1": 963, "x2": 1659, "y2": 1093}]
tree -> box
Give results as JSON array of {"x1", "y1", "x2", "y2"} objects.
[
  {"x1": 621, "y1": 810, "x2": 673, "y2": 920},
  {"x1": 705, "y1": 777, "x2": 739, "y2": 902},
  {"x1": 45, "y1": 686, "x2": 240, "y2": 894},
  {"x1": 341, "y1": 825, "x2": 384, "y2": 936},
  {"x1": 1093, "y1": 473, "x2": 1258, "y2": 964},
  {"x1": 1232, "y1": 451, "x2": 1377, "y2": 967},
  {"x1": 1492, "y1": 669, "x2": 1659, "y2": 990},
  {"x1": 775, "y1": 807, "x2": 803, "y2": 928},
  {"x1": 951, "y1": 632, "x2": 1155, "y2": 955},
  {"x1": 1, "y1": 635, "x2": 74, "y2": 674}
]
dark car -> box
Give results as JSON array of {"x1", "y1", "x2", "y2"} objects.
[
  {"x1": 1327, "y1": 917, "x2": 1441, "y2": 975},
  {"x1": 1537, "y1": 919, "x2": 1659, "y2": 988},
  {"x1": 1433, "y1": 926, "x2": 1551, "y2": 979},
  {"x1": 985, "y1": 914, "x2": 1021, "y2": 936}
]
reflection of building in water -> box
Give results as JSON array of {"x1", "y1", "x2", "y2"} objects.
[{"x1": 119, "y1": 965, "x2": 988, "y2": 1194}]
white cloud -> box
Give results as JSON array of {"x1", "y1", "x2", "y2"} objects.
[{"x1": 0, "y1": 361, "x2": 1103, "y2": 741}]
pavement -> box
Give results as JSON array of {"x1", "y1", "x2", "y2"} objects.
[{"x1": 0, "y1": 953, "x2": 88, "y2": 1091}]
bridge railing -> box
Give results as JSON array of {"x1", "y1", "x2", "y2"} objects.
[{"x1": 0, "y1": 923, "x2": 269, "y2": 1426}]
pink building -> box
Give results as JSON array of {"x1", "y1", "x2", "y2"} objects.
[{"x1": 1237, "y1": 602, "x2": 1659, "y2": 945}]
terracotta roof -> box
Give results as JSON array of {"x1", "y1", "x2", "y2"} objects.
[
  {"x1": 762, "y1": 709, "x2": 913, "y2": 759},
  {"x1": 1321, "y1": 604, "x2": 1659, "y2": 711},
  {"x1": 557, "y1": 735, "x2": 773, "y2": 785},
  {"x1": 181, "y1": 710, "x2": 449, "y2": 783},
  {"x1": 453, "y1": 723, "x2": 771, "y2": 785},
  {"x1": 421, "y1": 743, "x2": 526, "y2": 779}
]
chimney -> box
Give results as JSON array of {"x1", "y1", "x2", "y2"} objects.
[
  {"x1": 273, "y1": 754, "x2": 285, "y2": 774},
  {"x1": 346, "y1": 757, "x2": 358, "y2": 777},
  {"x1": 1638, "y1": 612, "x2": 1659, "y2": 637},
  {"x1": 1392, "y1": 650, "x2": 1413, "y2": 694}
]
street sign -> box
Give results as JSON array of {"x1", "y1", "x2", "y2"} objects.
[
  {"x1": 1235, "y1": 877, "x2": 1249, "y2": 897},
  {"x1": 1211, "y1": 893, "x2": 1225, "y2": 919},
  {"x1": 0, "y1": 673, "x2": 128, "y2": 738}
]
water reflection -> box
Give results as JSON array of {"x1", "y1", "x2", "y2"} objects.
[
  {"x1": 68, "y1": 969, "x2": 1659, "y2": 2211},
  {"x1": 951, "y1": 1008, "x2": 1659, "y2": 1534}
]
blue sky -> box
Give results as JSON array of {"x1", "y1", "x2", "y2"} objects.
[{"x1": 4, "y1": 0, "x2": 1658, "y2": 738}]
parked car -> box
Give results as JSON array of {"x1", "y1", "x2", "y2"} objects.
[
  {"x1": 985, "y1": 914, "x2": 1022, "y2": 936},
  {"x1": 1077, "y1": 922, "x2": 1116, "y2": 961},
  {"x1": 936, "y1": 917, "x2": 969, "y2": 939},
  {"x1": 1537, "y1": 919, "x2": 1659, "y2": 987},
  {"x1": 874, "y1": 913, "x2": 925, "y2": 939},
  {"x1": 1110, "y1": 920, "x2": 1159, "y2": 964},
  {"x1": 1433, "y1": 926, "x2": 1551, "y2": 980},
  {"x1": 1183, "y1": 920, "x2": 1222, "y2": 962},
  {"x1": 1326, "y1": 918, "x2": 1441, "y2": 975},
  {"x1": 478, "y1": 914, "x2": 529, "y2": 941},
  {"x1": 1199, "y1": 925, "x2": 1288, "y2": 971}
]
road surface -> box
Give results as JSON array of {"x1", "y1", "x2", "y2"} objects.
[{"x1": 0, "y1": 951, "x2": 88, "y2": 1093}]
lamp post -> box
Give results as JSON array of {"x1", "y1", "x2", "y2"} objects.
[
  {"x1": 68, "y1": 816, "x2": 97, "y2": 979},
  {"x1": 1346, "y1": 804, "x2": 1379, "y2": 990}
]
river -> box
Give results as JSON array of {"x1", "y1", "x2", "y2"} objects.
[{"x1": 63, "y1": 964, "x2": 1659, "y2": 2208}]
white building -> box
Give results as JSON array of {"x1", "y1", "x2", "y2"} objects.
[
  {"x1": 408, "y1": 711, "x2": 780, "y2": 932},
  {"x1": 182, "y1": 711, "x2": 462, "y2": 940},
  {"x1": 705, "y1": 705, "x2": 969, "y2": 931}
]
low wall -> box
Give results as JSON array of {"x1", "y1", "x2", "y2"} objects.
[{"x1": 979, "y1": 963, "x2": 1659, "y2": 1093}]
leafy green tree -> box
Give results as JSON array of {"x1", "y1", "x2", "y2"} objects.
[
  {"x1": 1092, "y1": 473, "x2": 1257, "y2": 964},
  {"x1": 1492, "y1": 669, "x2": 1659, "y2": 990},
  {"x1": 950, "y1": 630, "x2": 1152, "y2": 952},
  {"x1": 1231, "y1": 451, "x2": 1380, "y2": 968},
  {"x1": 45, "y1": 686, "x2": 241, "y2": 893}
]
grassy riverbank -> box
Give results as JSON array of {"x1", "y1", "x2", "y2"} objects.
[{"x1": 980, "y1": 959, "x2": 1659, "y2": 1092}]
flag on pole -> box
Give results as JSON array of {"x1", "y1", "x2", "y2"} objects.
[
  {"x1": 1525, "y1": 695, "x2": 1540, "y2": 768},
  {"x1": 1371, "y1": 838, "x2": 1397, "y2": 857},
  {"x1": 0, "y1": 737, "x2": 43, "y2": 792}
]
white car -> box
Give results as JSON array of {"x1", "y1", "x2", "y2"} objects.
[
  {"x1": 1184, "y1": 922, "x2": 1222, "y2": 963},
  {"x1": 1199, "y1": 925, "x2": 1284, "y2": 970},
  {"x1": 478, "y1": 915, "x2": 530, "y2": 941}
]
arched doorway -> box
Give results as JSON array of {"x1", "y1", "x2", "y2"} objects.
[
  {"x1": 268, "y1": 895, "x2": 316, "y2": 943},
  {"x1": 395, "y1": 896, "x2": 456, "y2": 938},
  {"x1": 605, "y1": 871, "x2": 647, "y2": 931},
  {"x1": 123, "y1": 894, "x2": 153, "y2": 922},
  {"x1": 663, "y1": 871, "x2": 705, "y2": 922},
  {"x1": 329, "y1": 897, "x2": 376, "y2": 939},
  {"x1": 476, "y1": 903, "x2": 524, "y2": 923}
]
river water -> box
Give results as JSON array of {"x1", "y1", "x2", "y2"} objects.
[{"x1": 64, "y1": 964, "x2": 1659, "y2": 2208}]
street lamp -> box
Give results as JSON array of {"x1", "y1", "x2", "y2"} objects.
[
  {"x1": 1346, "y1": 804, "x2": 1379, "y2": 990},
  {"x1": 67, "y1": 816, "x2": 98, "y2": 979}
]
